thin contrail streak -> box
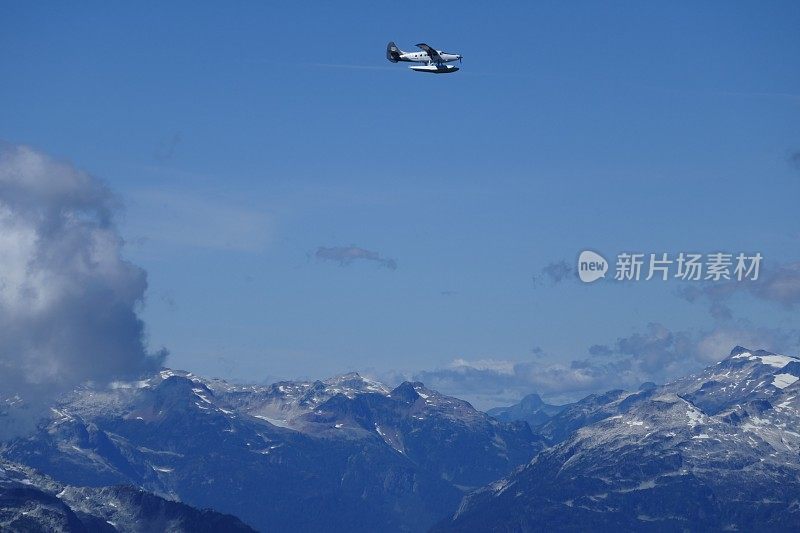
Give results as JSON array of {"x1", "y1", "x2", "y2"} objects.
[{"x1": 304, "y1": 63, "x2": 400, "y2": 71}]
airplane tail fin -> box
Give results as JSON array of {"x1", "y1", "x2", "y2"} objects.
[{"x1": 386, "y1": 41, "x2": 402, "y2": 63}]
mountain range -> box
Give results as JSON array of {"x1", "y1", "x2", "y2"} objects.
[
  {"x1": 2, "y1": 371, "x2": 541, "y2": 532},
  {"x1": 435, "y1": 347, "x2": 800, "y2": 531},
  {"x1": 2, "y1": 347, "x2": 799, "y2": 531}
]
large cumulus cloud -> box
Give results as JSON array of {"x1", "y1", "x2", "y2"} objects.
[{"x1": 0, "y1": 143, "x2": 165, "y2": 439}]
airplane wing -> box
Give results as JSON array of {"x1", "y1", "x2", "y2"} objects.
[{"x1": 416, "y1": 43, "x2": 444, "y2": 63}]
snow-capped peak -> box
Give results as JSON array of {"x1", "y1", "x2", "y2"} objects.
[
  {"x1": 727, "y1": 347, "x2": 799, "y2": 369},
  {"x1": 321, "y1": 372, "x2": 391, "y2": 397},
  {"x1": 664, "y1": 346, "x2": 800, "y2": 416}
]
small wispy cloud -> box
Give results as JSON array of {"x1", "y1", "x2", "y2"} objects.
[
  {"x1": 315, "y1": 245, "x2": 397, "y2": 270},
  {"x1": 304, "y1": 63, "x2": 399, "y2": 72},
  {"x1": 588, "y1": 344, "x2": 613, "y2": 357},
  {"x1": 154, "y1": 132, "x2": 182, "y2": 162},
  {"x1": 530, "y1": 346, "x2": 545, "y2": 357},
  {"x1": 533, "y1": 260, "x2": 574, "y2": 286}
]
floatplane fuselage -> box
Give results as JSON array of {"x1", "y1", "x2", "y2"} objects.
[{"x1": 386, "y1": 42, "x2": 462, "y2": 74}]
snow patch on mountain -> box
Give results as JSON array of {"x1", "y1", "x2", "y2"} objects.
[
  {"x1": 773, "y1": 373, "x2": 799, "y2": 389},
  {"x1": 731, "y1": 351, "x2": 798, "y2": 368}
]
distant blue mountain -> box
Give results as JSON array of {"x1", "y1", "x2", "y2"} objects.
[{"x1": 487, "y1": 393, "x2": 569, "y2": 429}]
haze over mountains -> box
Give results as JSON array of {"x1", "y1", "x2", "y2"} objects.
[{"x1": 2, "y1": 347, "x2": 799, "y2": 532}]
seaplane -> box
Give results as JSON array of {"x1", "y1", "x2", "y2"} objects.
[{"x1": 386, "y1": 42, "x2": 462, "y2": 74}]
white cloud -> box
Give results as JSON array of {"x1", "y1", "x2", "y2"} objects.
[
  {"x1": 314, "y1": 245, "x2": 397, "y2": 270},
  {"x1": 450, "y1": 358, "x2": 516, "y2": 375},
  {"x1": 0, "y1": 142, "x2": 165, "y2": 439}
]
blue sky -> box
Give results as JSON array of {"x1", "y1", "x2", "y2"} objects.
[{"x1": 2, "y1": 1, "x2": 799, "y2": 406}]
